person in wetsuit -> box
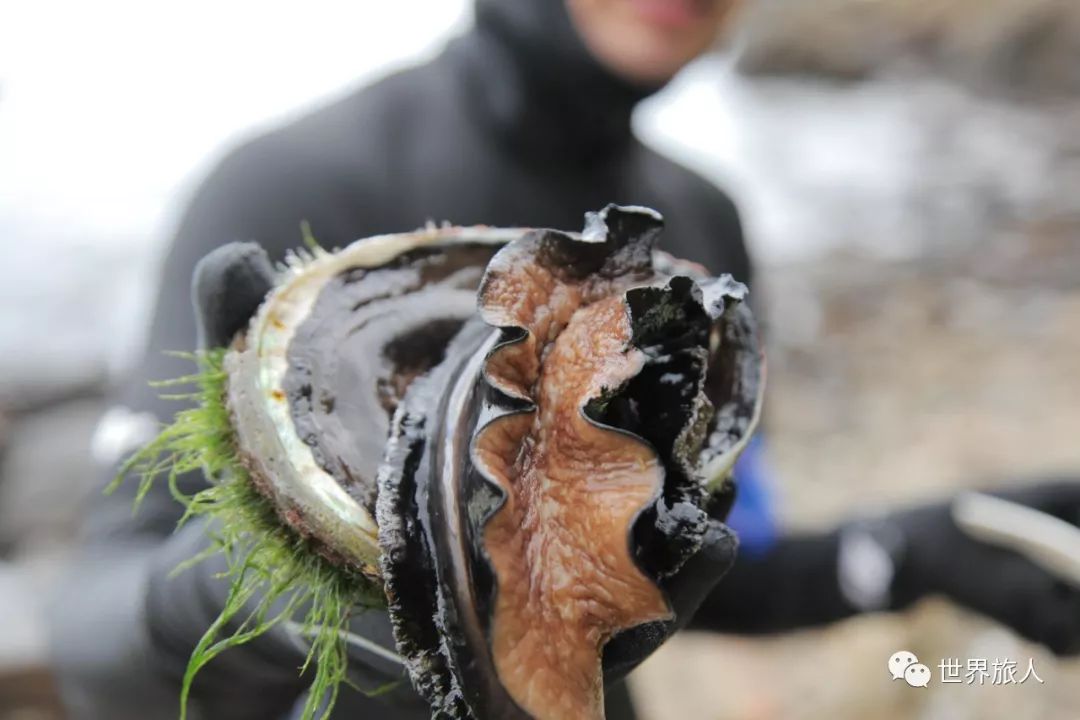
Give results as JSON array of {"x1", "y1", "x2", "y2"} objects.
[{"x1": 53, "y1": 1, "x2": 1080, "y2": 718}]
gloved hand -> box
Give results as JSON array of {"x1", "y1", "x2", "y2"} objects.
[
  {"x1": 170, "y1": 242, "x2": 740, "y2": 711},
  {"x1": 190, "y1": 241, "x2": 277, "y2": 352},
  {"x1": 841, "y1": 480, "x2": 1080, "y2": 655}
]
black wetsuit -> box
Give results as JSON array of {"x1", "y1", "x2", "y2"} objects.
[{"x1": 51, "y1": 2, "x2": 767, "y2": 719}]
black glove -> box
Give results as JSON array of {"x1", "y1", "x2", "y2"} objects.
[
  {"x1": 880, "y1": 480, "x2": 1080, "y2": 655},
  {"x1": 191, "y1": 241, "x2": 276, "y2": 349},
  {"x1": 179, "y1": 242, "x2": 740, "y2": 697},
  {"x1": 690, "y1": 479, "x2": 1080, "y2": 659}
]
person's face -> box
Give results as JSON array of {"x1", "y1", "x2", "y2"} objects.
[{"x1": 567, "y1": 0, "x2": 742, "y2": 85}]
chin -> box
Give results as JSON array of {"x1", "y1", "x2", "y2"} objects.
[
  {"x1": 568, "y1": 0, "x2": 724, "y2": 85},
  {"x1": 602, "y1": 29, "x2": 709, "y2": 84}
]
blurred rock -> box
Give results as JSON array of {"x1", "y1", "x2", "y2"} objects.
[
  {"x1": 633, "y1": 600, "x2": 1080, "y2": 720},
  {"x1": 0, "y1": 666, "x2": 64, "y2": 720},
  {"x1": 0, "y1": 397, "x2": 104, "y2": 553},
  {"x1": 737, "y1": 0, "x2": 1080, "y2": 98},
  {"x1": 0, "y1": 554, "x2": 64, "y2": 672},
  {"x1": 0, "y1": 396, "x2": 105, "y2": 717}
]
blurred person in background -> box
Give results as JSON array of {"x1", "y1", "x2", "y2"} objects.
[{"x1": 52, "y1": 0, "x2": 1080, "y2": 718}]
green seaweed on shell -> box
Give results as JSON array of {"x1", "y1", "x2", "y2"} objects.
[{"x1": 107, "y1": 349, "x2": 387, "y2": 720}]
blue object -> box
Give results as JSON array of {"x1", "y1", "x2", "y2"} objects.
[{"x1": 726, "y1": 434, "x2": 778, "y2": 557}]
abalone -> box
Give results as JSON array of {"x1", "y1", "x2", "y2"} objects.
[{"x1": 222, "y1": 205, "x2": 764, "y2": 719}]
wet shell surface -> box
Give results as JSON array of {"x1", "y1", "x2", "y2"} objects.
[{"x1": 223, "y1": 206, "x2": 764, "y2": 719}]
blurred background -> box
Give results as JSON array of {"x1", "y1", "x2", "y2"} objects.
[{"x1": 2, "y1": 0, "x2": 1079, "y2": 718}]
